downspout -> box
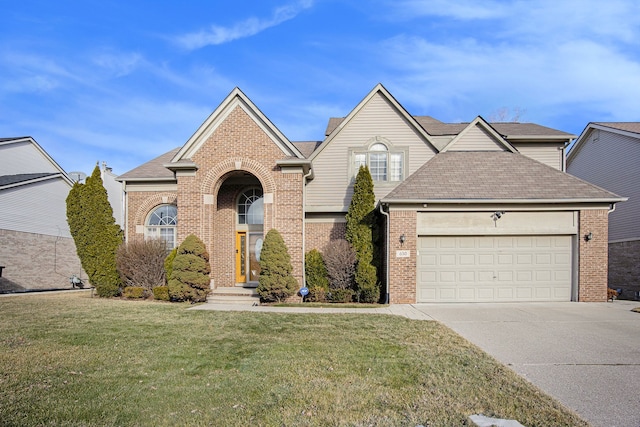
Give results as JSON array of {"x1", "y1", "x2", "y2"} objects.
[
  {"x1": 301, "y1": 167, "x2": 313, "y2": 294},
  {"x1": 379, "y1": 203, "x2": 390, "y2": 304},
  {"x1": 608, "y1": 203, "x2": 616, "y2": 214}
]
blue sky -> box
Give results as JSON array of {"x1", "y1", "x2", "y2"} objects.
[{"x1": 2, "y1": 0, "x2": 639, "y2": 175}]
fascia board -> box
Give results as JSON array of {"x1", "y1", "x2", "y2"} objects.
[
  {"x1": 380, "y1": 197, "x2": 628, "y2": 204},
  {"x1": 440, "y1": 117, "x2": 516, "y2": 153}
]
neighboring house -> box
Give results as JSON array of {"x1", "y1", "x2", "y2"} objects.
[
  {"x1": 100, "y1": 161, "x2": 124, "y2": 228},
  {"x1": 0, "y1": 137, "x2": 84, "y2": 292},
  {"x1": 118, "y1": 85, "x2": 624, "y2": 303},
  {"x1": 567, "y1": 123, "x2": 638, "y2": 299}
]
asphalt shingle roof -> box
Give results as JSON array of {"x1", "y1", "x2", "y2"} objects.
[
  {"x1": 117, "y1": 147, "x2": 180, "y2": 180},
  {"x1": 383, "y1": 151, "x2": 622, "y2": 202},
  {"x1": 0, "y1": 173, "x2": 58, "y2": 187},
  {"x1": 594, "y1": 122, "x2": 640, "y2": 135}
]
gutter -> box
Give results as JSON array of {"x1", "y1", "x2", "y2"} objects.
[{"x1": 380, "y1": 197, "x2": 628, "y2": 205}]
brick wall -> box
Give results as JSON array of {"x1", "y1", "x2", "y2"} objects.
[
  {"x1": 0, "y1": 229, "x2": 85, "y2": 292},
  {"x1": 608, "y1": 240, "x2": 640, "y2": 299},
  {"x1": 305, "y1": 222, "x2": 347, "y2": 252},
  {"x1": 126, "y1": 192, "x2": 177, "y2": 242},
  {"x1": 578, "y1": 209, "x2": 609, "y2": 302},
  {"x1": 388, "y1": 209, "x2": 416, "y2": 304}
]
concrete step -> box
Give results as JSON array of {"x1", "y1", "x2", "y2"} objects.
[{"x1": 207, "y1": 287, "x2": 260, "y2": 305}]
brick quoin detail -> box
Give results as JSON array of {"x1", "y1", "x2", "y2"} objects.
[
  {"x1": 578, "y1": 209, "x2": 609, "y2": 302},
  {"x1": 388, "y1": 210, "x2": 417, "y2": 304}
]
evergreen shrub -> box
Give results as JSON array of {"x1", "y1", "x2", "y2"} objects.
[
  {"x1": 164, "y1": 247, "x2": 178, "y2": 285},
  {"x1": 305, "y1": 249, "x2": 329, "y2": 302},
  {"x1": 123, "y1": 286, "x2": 145, "y2": 299},
  {"x1": 168, "y1": 234, "x2": 211, "y2": 302},
  {"x1": 152, "y1": 286, "x2": 170, "y2": 301},
  {"x1": 257, "y1": 229, "x2": 298, "y2": 303}
]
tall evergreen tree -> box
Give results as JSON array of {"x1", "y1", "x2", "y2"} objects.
[
  {"x1": 345, "y1": 165, "x2": 380, "y2": 303},
  {"x1": 66, "y1": 165, "x2": 123, "y2": 297}
]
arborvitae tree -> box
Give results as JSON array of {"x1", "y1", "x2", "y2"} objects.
[
  {"x1": 168, "y1": 234, "x2": 211, "y2": 302},
  {"x1": 257, "y1": 229, "x2": 298, "y2": 303},
  {"x1": 345, "y1": 165, "x2": 380, "y2": 303},
  {"x1": 164, "y1": 247, "x2": 178, "y2": 285},
  {"x1": 66, "y1": 165, "x2": 123, "y2": 297}
]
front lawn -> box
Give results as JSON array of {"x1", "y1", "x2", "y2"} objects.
[{"x1": 0, "y1": 292, "x2": 586, "y2": 426}]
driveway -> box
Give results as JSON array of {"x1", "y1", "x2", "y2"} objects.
[{"x1": 414, "y1": 301, "x2": 640, "y2": 427}]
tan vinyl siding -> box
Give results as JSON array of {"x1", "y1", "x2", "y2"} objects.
[
  {"x1": 0, "y1": 141, "x2": 60, "y2": 174},
  {"x1": 513, "y1": 142, "x2": 564, "y2": 170},
  {"x1": 0, "y1": 178, "x2": 73, "y2": 237},
  {"x1": 306, "y1": 92, "x2": 436, "y2": 211},
  {"x1": 567, "y1": 130, "x2": 639, "y2": 241},
  {"x1": 447, "y1": 124, "x2": 505, "y2": 151}
]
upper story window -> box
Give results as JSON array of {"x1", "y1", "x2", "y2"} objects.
[
  {"x1": 353, "y1": 140, "x2": 404, "y2": 182},
  {"x1": 238, "y1": 188, "x2": 264, "y2": 225},
  {"x1": 146, "y1": 204, "x2": 177, "y2": 249}
]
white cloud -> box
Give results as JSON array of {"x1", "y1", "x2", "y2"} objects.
[
  {"x1": 92, "y1": 51, "x2": 145, "y2": 78},
  {"x1": 174, "y1": 0, "x2": 314, "y2": 50}
]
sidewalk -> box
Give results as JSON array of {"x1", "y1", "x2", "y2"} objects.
[{"x1": 190, "y1": 302, "x2": 434, "y2": 321}]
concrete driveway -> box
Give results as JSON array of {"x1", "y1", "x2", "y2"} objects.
[{"x1": 414, "y1": 301, "x2": 640, "y2": 427}]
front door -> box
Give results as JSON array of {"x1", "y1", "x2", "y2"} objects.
[{"x1": 235, "y1": 232, "x2": 246, "y2": 283}]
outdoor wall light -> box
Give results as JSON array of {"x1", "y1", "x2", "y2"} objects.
[
  {"x1": 585, "y1": 232, "x2": 593, "y2": 242},
  {"x1": 399, "y1": 234, "x2": 406, "y2": 246}
]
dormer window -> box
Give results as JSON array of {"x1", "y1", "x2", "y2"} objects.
[{"x1": 352, "y1": 139, "x2": 404, "y2": 182}]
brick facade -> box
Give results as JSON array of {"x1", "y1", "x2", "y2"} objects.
[
  {"x1": 0, "y1": 229, "x2": 85, "y2": 292},
  {"x1": 578, "y1": 209, "x2": 609, "y2": 302},
  {"x1": 608, "y1": 240, "x2": 640, "y2": 299},
  {"x1": 388, "y1": 209, "x2": 417, "y2": 304},
  {"x1": 124, "y1": 105, "x2": 305, "y2": 290},
  {"x1": 305, "y1": 221, "x2": 347, "y2": 252}
]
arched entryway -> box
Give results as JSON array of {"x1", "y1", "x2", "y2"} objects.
[{"x1": 214, "y1": 171, "x2": 264, "y2": 288}]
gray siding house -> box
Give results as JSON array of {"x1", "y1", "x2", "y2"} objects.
[
  {"x1": 567, "y1": 123, "x2": 638, "y2": 298},
  {"x1": 0, "y1": 137, "x2": 84, "y2": 292}
]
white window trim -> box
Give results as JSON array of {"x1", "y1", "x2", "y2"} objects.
[{"x1": 348, "y1": 137, "x2": 408, "y2": 183}]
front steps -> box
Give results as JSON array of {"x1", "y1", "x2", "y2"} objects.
[{"x1": 207, "y1": 286, "x2": 260, "y2": 305}]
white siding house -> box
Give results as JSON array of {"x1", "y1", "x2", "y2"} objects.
[
  {"x1": 0, "y1": 137, "x2": 84, "y2": 292},
  {"x1": 567, "y1": 123, "x2": 639, "y2": 298}
]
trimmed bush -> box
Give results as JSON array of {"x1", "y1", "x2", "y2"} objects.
[
  {"x1": 329, "y1": 288, "x2": 354, "y2": 303},
  {"x1": 152, "y1": 286, "x2": 170, "y2": 301},
  {"x1": 323, "y1": 240, "x2": 356, "y2": 291},
  {"x1": 168, "y1": 234, "x2": 211, "y2": 303},
  {"x1": 116, "y1": 239, "x2": 167, "y2": 291},
  {"x1": 257, "y1": 229, "x2": 298, "y2": 303},
  {"x1": 123, "y1": 286, "x2": 145, "y2": 299},
  {"x1": 164, "y1": 247, "x2": 177, "y2": 285}
]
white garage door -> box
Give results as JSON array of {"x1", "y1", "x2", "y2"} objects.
[{"x1": 417, "y1": 235, "x2": 572, "y2": 302}]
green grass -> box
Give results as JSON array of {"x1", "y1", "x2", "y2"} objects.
[{"x1": 0, "y1": 292, "x2": 587, "y2": 427}]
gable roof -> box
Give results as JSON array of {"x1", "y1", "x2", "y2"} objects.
[
  {"x1": 0, "y1": 136, "x2": 73, "y2": 186},
  {"x1": 568, "y1": 122, "x2": 640, "y2": 164},
  {"x1": 382, "y1": 151, "x2": 625, "y2": 204},
  {"x1": 309, "y1": 83, "x2": 437, "y2": 160},
  {"x1": 172, "y1": 87, "x2": 304, "y2": 163},
  {"x1": 117, "y1": 147, "x2": 180, "y2": 181},
  {"x1": 326, "y1": 116, "x2": 575, "y2": 140},
  {"x1": 439, "y1": 116, "x2": 516, "y2": 153}
]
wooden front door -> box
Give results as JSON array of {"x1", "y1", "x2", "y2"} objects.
[{"x1": 235, "y1": 232, "x2": 247, "y2": 283}]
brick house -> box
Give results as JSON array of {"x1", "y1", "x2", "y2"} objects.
[{"x1": 118, "y1": 85, "x2": 624, "y2": 303}]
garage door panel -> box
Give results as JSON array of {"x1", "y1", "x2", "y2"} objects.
[{"x1": 418, "y1": 235, "x2": 572, "y2": 302}]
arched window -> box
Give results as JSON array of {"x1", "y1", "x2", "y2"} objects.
[
  {"x1": 145, "y1": 204, "x2": 177, "y2": 248},
  {"x1": 353, "y1": 140, "x2": 404, "y2": 182},
  {"x1": 238, "y1": 188, "x2": 264, "y2": 225}
]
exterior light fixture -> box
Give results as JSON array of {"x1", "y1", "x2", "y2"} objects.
[
  {"x1": 399, "y1": 234, "x2": 406, "y2": 246},
  {"x1": 585, "y1": 232, "x2": 593, "y2": 242}
]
